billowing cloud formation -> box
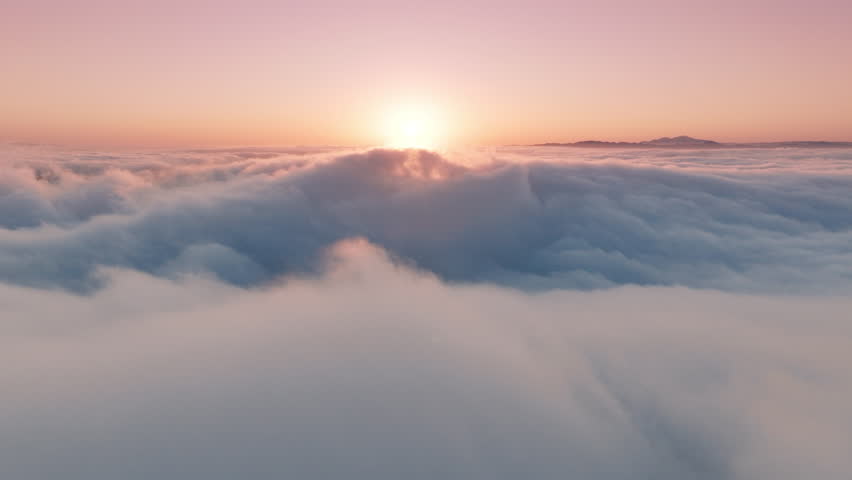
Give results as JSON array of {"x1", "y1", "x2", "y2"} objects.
[
  {"x1": 3, "y1": 145, "x2": 852, "y2": 478},
  {"x1": 1, "y1": 241, "x2": 851, "y2": 479},
  {"x1": 1, "y1": 144, "x2": 852, "y2": 293}
]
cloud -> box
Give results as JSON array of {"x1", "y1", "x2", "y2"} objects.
[
  {"x1": 3, "y1": 143, "x2": 852, "y2": 478},
  {"x1": 1, "y1": 240, "x2": 850, "y2": 479},
  {"x1": 1, "y1": 145, "x2": 852, "y2": 293}
]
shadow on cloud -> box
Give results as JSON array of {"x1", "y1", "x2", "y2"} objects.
[{"x1": 1, "y1": 145, "x2": 852, "y2": 293}]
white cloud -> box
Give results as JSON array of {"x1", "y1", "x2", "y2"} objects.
[
  {"x1": 1, "y1": 145, "x2": 852, "y2": 292},
  {"x1": 1, "y1": 240, "x2": 850, "y2": 479},
  {"x1": 2, "y1": 144, "x2": 852, "y2": 478}
]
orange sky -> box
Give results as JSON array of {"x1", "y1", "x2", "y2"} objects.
[{"x1": 2, "y1": 1, "x2": 851, "y2": 147}]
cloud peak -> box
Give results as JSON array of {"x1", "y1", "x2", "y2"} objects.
[{"x1": 1, "y1": 145, "x2": 852, "y2": 294}]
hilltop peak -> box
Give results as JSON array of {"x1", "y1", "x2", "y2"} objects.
[{"x1": 641, "y1": 136, "x2": 719, "y2": 146}]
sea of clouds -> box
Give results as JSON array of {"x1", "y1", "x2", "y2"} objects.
[{"x1": 1, "y1": 144, "x2": 851, "y2": 479}]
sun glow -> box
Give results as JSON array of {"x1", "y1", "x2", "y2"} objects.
[{"x1": 383, "y1": 104, "x2": 445, "y2": 150}]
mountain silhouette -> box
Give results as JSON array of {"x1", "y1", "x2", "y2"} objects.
[{"x1": 533, "y1": 136, "x2": 852, "y2": 148}]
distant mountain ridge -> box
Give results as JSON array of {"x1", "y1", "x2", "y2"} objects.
[
  {"x1": 641, "y1": 136, "x2": 719, "y2": 146},
  {"x1": 534, "y1": 136, "x2": 852, "y2": 148}
]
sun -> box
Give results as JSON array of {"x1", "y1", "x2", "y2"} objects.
[{"x1": 383, "y1": 104, "x2": 444, "y2": 150}]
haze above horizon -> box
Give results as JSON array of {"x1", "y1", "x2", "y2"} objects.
[{"x1": 3, "y1": 0, "x2": 851, "y2": 147}]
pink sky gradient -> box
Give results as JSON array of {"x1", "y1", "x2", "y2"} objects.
[{"x1": 2, "y1": 0, "x2": 851, "y2": 146}]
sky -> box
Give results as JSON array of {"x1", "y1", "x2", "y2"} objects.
[{"x1": 2, "y1": 0, "x2": 852, "y2": 147}]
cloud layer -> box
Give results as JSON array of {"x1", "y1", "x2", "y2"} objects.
[
  {"x1": 2, "y1": 144, "x2": 852, "y2": 479},
  {"x1": 2, "y1": 241, "x2": 851, "y2": 479},
  {"x1": 2, "y1": 144, "x2": 852, "y2": 293}
]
